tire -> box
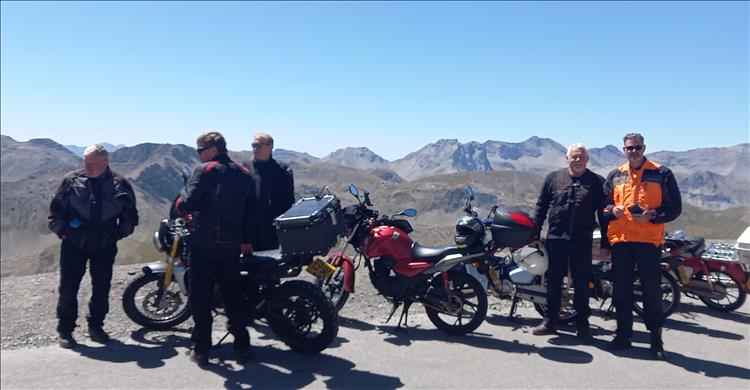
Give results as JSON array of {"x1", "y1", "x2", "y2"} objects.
[
  {"x1": 425, "y1": 270, "x2": 488, "y2": 335},
  {"x1": 696, "y1": 270, "x2": 747, "y2": 312},
  {"x1": 266, "y1": 280, "x2": 339, "y2": 354},
  {"x1": 122, "y1": 273, "x2": 192, "y2": 330},
  {"x1": 633, "y1": 271, "x2": 680, "y2": 319},
  {"x1": 316, "y1": 266, "x2": 350, "y2": 312}
]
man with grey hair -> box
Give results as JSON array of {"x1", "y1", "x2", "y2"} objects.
[
  {"x1": 49, "y1": 144, "x2": 138, "y2": 349},
  {"x1": 531, "y1": 143, "x2": 609, "y2": 341}
]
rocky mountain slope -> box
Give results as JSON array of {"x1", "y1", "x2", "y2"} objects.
[{"x1": 2, "y1": 135, "x2": 748, "y2": 277}]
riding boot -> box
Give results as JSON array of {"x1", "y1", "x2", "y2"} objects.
[{"x1": 650, "y1": 327, "x2": 667, "y2": 360}]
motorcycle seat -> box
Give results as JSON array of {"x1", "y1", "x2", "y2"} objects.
[
  {"x1": 411, "y1": 242, "x2": 463, "y2": 263},
  {"x1": 240, "y1": 249, "x2": 283, "y2": 274}
]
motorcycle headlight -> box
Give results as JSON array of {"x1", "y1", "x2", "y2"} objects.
[{"x1": 153, "y1": 231, "x2": 165, "y2": 252}]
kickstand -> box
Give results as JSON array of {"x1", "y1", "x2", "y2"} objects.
[
  {"x1": 212, "y1": 309, "x2": 230, "y2": 349},
  {"x1": 507, "y1": 290, "x2": 519, "y2": 321},
  {"x1": 385, "y1": 301, "x2": 402, "y2": 324},
  {"x1": 396, "y1": 301, "x2": 413, "y2": 329}
]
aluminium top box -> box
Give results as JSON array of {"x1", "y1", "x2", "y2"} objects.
[
  {"x1": 274, "y1": 194, "x2": 345, "y2": 256},
  {"x1": 736, "y1": 226, "x2": 750, "y2": 265}
]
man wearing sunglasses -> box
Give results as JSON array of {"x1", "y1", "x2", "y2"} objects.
[
  {"x1": 604, "y1": 132, "x2": 682, "y2": 360},
  {"x1": 245, "y1": 133, "x2": 295, "y2": 251},
  {"x1": 174, "y1": 131, "x2": 256, "y2": 367}
]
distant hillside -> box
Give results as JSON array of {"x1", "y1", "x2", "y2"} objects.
[
  {"x1": 1, "y1": 135, "x2": 748, "y2": 277},
  {"x1": 64, "y1": 142, "x2": 126, "y2": 157}
]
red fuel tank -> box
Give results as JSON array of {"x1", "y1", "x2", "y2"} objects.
[{"x1": 363, "y1": 225, "x2": 413, "y2": 260}]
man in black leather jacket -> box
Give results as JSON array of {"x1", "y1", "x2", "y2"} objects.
[
  {"x1": 49, "y1": 144, "x2": 138, "y2": 349},
  {"x1": 530, "y1": 143, "x2": 609, "y2": 341},
  {"x1": 245, "y1": 132, "x2": 295, "y2": 251},
  {"x1": 173, "y1": 131, "x2": 257, "y2": 367}
]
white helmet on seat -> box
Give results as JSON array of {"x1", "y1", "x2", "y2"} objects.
[{"x1": 512, "y1": 245, "x2": 548, "y2": 275}]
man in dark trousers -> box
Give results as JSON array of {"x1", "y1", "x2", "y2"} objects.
[
  {"x1": 49, "y1": 144, "x2": 138, "y2": 349},
  {"x1": 246, "y1": 132, "x2": 295, "y2": 251},
  {"x1": 604, "y1": 132, "x2": 681, "y2": 359},
  {"x1": 173, "y1": 131, "x2": 256, "y2": 367},
  {"x1": 531, "y1": 143, "x2": 609, "y2": 341}
]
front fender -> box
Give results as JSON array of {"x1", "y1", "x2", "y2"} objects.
[
  {"x1": 330, "y1": 253, "x2": 355, "y2": 293},
  {"x1": 138, "y1": 261, "x2": 189, "y2": 295}
]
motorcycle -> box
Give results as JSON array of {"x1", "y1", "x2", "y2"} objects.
[
  {"x1": 661, "y1": 231, "x2": 749, "y2": 312},
  {"x1": 456, "y1": 186, "x2": 680, "y2": 322},
  {"x1": 316, "y1": 184, "x2": 488, "y2": 335},
  {"x1": 122, "y1": 178, "x2": 339, "y2": 354}
]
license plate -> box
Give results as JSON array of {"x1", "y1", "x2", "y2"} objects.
[{"x1": 305, "y1": 258, "x2": 336, "y2": 279}]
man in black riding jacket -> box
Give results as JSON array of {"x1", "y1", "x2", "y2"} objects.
[
  {"x1": 173, "y1": 131, "x2": 257, "y2": 367},
  {"x1": 530, "y1": 143, "x2": 609, "y2": 341},
  {"x1": 49, "y1": 144, "x2": 139, "y2": 349},
  {"x1": 244, "y1": 132, "x2": 295, "y2": 251}
]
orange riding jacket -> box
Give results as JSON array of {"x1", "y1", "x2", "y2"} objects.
[{"x1": 604, "y1": 158, "x2": 682, "y2": 247}]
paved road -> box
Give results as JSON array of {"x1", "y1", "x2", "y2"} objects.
[{"x1": 2, "y1": 297, "x2": 749, "y2": 389}]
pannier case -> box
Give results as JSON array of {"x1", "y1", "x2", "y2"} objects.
[
  {"x1": 736, "y1": 226, "x2": 750, "y2": 265},
  {"x1": 274, "y1": 194, "x2": 345, "y2": 256},
  {"x1": 490, "y1": 208, "x2": 536, "y2": 247}
]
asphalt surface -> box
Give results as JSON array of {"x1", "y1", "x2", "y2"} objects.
[{"x1": 2, "y1": 296, "x2": 749, "y2": 389}]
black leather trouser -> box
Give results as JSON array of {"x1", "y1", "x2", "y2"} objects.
[
  {"x1": 189, "y1": 245, "x2": 250, "y2": 354},
  {"x1": 544, "y1": 239, "x2": 593, "y2": 328},
  {"x1": 612, "y1": 242, "x2": 663, "y2": 339},
  {"x1": 56, "y1": 240, "x2": 117, "y2": 334}
]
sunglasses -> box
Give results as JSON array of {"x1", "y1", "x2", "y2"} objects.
[
  {"x1": 196, "y1": 145, "x2": 212, "y2": 154},
  {"x1": 624, "y1": 145, "x2": 644, "y2": 152},
  {"x1": 251, "y1": 142, "x2": 270, "y2": 149}
]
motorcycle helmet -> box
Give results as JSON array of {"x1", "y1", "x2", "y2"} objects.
[
  {"x1": 513, "y1": 245, "x2": 548, "y2": 275},
  {"x1": 455, "y1": 216, "x2": 485, "y2": 248}
]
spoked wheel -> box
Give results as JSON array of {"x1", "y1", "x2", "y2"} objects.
[
  {"x1": 316, "y1": 266, "x2": 350, "y2": 312},
  {"x1": 695, "y1": 270, "x2": 747, "y2": 312},
  {"x1": 424, "y1": 270, "x2": 488, "y2": 335},
  {"x1": 266, "y1": 280, "x2": 339, "y2": 354},
  {"x1": 633, "y1": 272, "x2": 681, "y2": 318},
  {"x1": 122, "y1": 273, "x2": 192, "y2": 330}
]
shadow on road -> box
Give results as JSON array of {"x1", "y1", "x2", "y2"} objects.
[
  {"x1": 205, "y1": 344, "x2": 404, "y2": 390},
  {"x1": 339, "y1": 316, "x2": 597, "y2": 365},
  {"x1": 74, "y1": 327, "x2": 192, "y2": 368}
]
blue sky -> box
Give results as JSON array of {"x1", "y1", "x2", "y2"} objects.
[{"x1": 1, "y1": 1, "x2": 747, "y2": 160}]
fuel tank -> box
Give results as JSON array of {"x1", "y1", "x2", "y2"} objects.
[{"x1": 363, "y1": 225, "x2": 413, "y2": 260}]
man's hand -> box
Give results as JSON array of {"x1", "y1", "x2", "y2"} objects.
[
  {"x1": 529, "y1": 240, "x2": 542, "y2": 249},
  {"x1": 240, "y1": 243, "x2": 253, "y2": 255},
  {"x1": 611, "y1": 205, "x2": 625, "y2": 219}
]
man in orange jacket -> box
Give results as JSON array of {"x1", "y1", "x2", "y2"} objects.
[{"x1": 604, "y1": 132, "x2": 682, "y2": 359}]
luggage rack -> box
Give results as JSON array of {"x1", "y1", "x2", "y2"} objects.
[{"x1": 702, "y1": 243, "x2": 740, "y2": 262}]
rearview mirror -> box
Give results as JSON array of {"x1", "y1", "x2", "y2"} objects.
[
  {"x1": 465, "y1": 185, "x2": 474, "y2": 200},
  {"x1": 349, "y1": 184, "x2": 359, "y2": 197},
  {"x1": 401, "y1": 208, "x2": 417, "y2": 217}
]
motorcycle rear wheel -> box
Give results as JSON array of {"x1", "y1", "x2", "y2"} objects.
[
  {"x1": 633, "y1": 272, "x2": 680, "y2": 318},
  {"x1": 425, "y1": 270, "x2": 488, "y2": 335},
  {"x1": 316, "y1": 266, "x2": 350, "y2": 312},
  {"x1": 266, "y1": 280, "x2": 339, "y2": 354},
  {"x1": 695, "y1": 270, "x2": 747, "y2": 312},
  {"x1": 122, "y1": 273, "x2": 192, "y2": 330}
]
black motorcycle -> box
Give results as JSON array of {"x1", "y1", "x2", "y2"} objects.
[{"x1": 122, "y1": 216, "x2": 339, "y2": 354}]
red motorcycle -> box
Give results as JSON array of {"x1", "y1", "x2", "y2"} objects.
[
  {"x1": 314, "y1": 184, "x2": 488, "y2": 335},
  {"x1": 662, "y1": 231, "x2": 749, "y2": 312}
]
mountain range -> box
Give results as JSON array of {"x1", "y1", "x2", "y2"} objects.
[{"x1": 1, "y1": 134, "x2": 748, "y2": 277}]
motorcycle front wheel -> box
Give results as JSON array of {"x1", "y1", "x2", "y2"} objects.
[
  {"x1": 695, "y1": 270, "x2": 747, "y2": 312},
  {"x1": 122, "y1": 273, "x2": 192, "y2": 330},
  {"x1": 266, "y1": 280, "x2": 339, "y2": 354},
  {"x1": 316, "y1": 265, "x2": 350, "y2": 312},
  {"x1": 633, "y1": 272, "x2": 680, "y2": 318},
  {"x1": 424, "y1": 270, "x2": 488, "y2": 335}
]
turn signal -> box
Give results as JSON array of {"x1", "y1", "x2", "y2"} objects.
[{"x1": 472, "y1": 261, "x2": 480, "y2": 268}]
